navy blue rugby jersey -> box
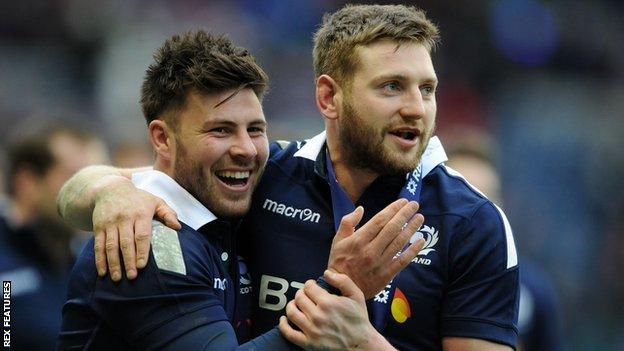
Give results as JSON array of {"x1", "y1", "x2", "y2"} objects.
[
  {"x1": 241, "y1": 132, "x2": 520, "y2": 350},
  {"x1": 58, "y1": 170, "x2": 254, "y2": 350}
]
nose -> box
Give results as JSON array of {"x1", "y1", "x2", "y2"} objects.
[
  {"x1": 230, "y1": 131, "x2": 258, "y2": 160},
  {"x1": 400, "y1": 89, "x2": 425, "y2": 120}
]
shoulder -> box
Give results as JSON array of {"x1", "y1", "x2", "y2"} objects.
[
  {"x1": 263, "y1": 139, "x2": 318, "y2": 183},
  {"x1": 422, "y1": 165, "x2": 492, "y2": 218},
  {"x1": 150, "y1": 221, "x2": 222, "y2": 277},
  {"x1": 425, "y1": 165, "x2": 517, "y2": 269}
]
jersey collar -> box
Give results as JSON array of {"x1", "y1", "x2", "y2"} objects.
[
  {"x1": 293, "y1": 131, "x2": 448, "y2": 179},
  {"x1": 131, "y1": 170, "x2": 217, "y2": 230}
]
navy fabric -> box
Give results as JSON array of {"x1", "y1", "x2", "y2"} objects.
[
  {"x1": 241, "y1": 139, "x2": 520, "y2": 350},
  {"x1": 57, "y1": 220, "x2": 265, "y2": 350},
  {"x1": 0, "y1": 216, "x2": 72, "y2": 351},
  {"x1": 518, "y1": 259, "x2": 565, "y2": 351}
]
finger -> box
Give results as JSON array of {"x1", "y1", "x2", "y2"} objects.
[
  {"x1": 105, "y1": 227, "x2": 122, "y2": 282},
  {"x1": 286, "y1": 299, "x2": 315, "y2": 334},
  {"x1": 93, "y1": 229, "x2": 107, "y2": 276},
  {"x1": 278, "y1": 315, "x2": 308, "y2": 347},
  {"x1": 294, "y1": 288, "x2": 318, "y2": 318},
  {"x1": 302, "y1": 279, "x2": 331, "y2": 306},
  {"x1": 379, "y1": 211, "x2": 424, "y2": 261},
  {"x1": 323, "y1": 270, "x2": 364, "y2": 301},
  {"x1": 333, "y1": 206, "x2": 364, "y2": 242},
  {"x1": 371, "y1": 201, "x2": 419, "y2": 256},
  {"x1": 119, "y1": 222, "x2": 137, "y2": 279},
  {"x1": 134, "y1": 216, "x2": 153, "y2": 269},
  {"x1": 385, "y1": 237, "x2": 425, "y2": 280},
  {"x1": 357, "y1": 198, "x2": 409, "y2": 242},
  {"x1": 155, "y1": 199, "x2": 181, "y2": 230}
]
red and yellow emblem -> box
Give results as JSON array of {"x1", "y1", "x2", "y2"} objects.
[{"x1": 390, "y1": 287, "x2": 411, "y2": 323}]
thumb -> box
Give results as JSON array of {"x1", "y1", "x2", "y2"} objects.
[
  {"x1": 334, "y1": 206, "x2": 364, "y2": 242},
  {"x1": 155, "y1": 199, "x2": 181, "y2": 230},
  {"x1": 323, "y1": 269, "x2": 364, "y2": 301}
]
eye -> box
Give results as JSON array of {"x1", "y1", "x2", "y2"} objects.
[
  {"x1": 382, "y1": 81, "x2": 402, "y2": 93},
  {"x1": 420, "y1": 85, "x2": 436, "y2": 96},
  {"x1": 248, "y1": 126, "x2": 266, "y2": 136},
  {"x1": 209, "y1": 127, "x2": 229, "y2": 135}
]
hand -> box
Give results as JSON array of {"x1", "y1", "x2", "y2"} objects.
[
  {"x1": 279, "y1": 270, "x2": 396, "y2": 351},
  {"x1": 326, "y1": 198, "x2": 425, "y2": 299},
  {"x1": 92, "y1": 177, "x2": 180, "y2": 281}
]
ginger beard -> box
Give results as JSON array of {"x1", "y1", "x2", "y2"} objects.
[
  {"x1": 338, "y1": 95, "x2": 434, "y2": 176},
  {"x1": 173, "y1": 134, "x2": 263, "y2": 219}
]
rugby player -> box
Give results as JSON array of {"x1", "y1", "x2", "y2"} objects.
[
  {"x1": 58, "y1": 4, "x2": 520, "y2": 351},
  {"x1": 57, "y1": 30, "x2": 424, "y2": 350}
]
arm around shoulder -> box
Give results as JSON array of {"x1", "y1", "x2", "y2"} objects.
[{"x1": 57, "y1": 165, "x2": 143, "y2": 230}]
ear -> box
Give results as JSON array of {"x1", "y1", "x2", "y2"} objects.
[
  {"x1": 148, "y1": 119, "x2": 174, "y2": 162},
  {"x1": 316, "y1": 74, "x2": 342, "y2": 120}
]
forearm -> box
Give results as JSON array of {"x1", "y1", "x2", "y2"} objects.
[{"x1": 57, "y1": 165, "x2": 148, "y2": 230}]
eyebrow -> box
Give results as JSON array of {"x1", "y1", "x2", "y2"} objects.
[
  {"x1": 374, "y1": 73, "x2": 438, "y2": 85},
  {"x1": 202, "y1": 119, "x2": 267, "y2": 128}
]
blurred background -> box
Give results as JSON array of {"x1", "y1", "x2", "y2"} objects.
[{"x1": 0, "y1": 0, "x2": 622, "y2": 350}]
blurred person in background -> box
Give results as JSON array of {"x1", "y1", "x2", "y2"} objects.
[
  {"x1": 445, "y1": 132, "x2": 565, "y2": 351},
  {"x1": 0, "y1": 122, "x2": 109, "y2": 350}
]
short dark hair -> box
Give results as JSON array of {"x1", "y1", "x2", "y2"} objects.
[{"x1": 140, "y1": 30, "x2": 269, "y2": 125}]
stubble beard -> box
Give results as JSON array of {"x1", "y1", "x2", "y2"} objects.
[
  {"x1": 339, "y1": 98, "x2": 432, "y2": 176},
  {"x1": 173, "y1": 138, "x2": 255, "y2": 219}
]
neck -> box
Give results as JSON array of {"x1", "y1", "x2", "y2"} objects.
[
  {"x1": 153, "y1": 158, "x2": 175, "y2": 178},
  {"x1": 326, "y1": 137, "x2": 378, "y2": 203}
]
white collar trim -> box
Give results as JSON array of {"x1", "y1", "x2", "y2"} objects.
[
  {"x1": 131, "y1": 170, "x2": 217, "y2": 230},
  {"x1": 293, "y1": 131, "x2": 447, "y2": 177},
  {"x1": 293, "y1": 131, "x2": 327, "y2": 161}
]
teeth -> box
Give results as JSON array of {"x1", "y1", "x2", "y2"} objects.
[{"x1": 216, "y1": 171, "x2": 250, "y2": 179}]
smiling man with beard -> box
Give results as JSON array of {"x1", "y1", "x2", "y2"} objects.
[{"x1": 57, "y1": 4, "x2": 520, "y2": 351}]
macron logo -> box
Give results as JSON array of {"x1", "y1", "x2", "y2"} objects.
[{"x1": 262, "y1": 198, "x2": 321, "y2": 223}]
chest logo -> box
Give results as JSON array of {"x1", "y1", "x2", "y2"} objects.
[
  {"x1": 390, "y1": 288, "x2": 411, "y2": 323},
  {"x1": 262, "y1": 198, "x2": 321, "y2": 223},
  {"x1": 410, "y1": 225, "x2": 439, "y2": 256},
  {"x1": 408, "y1": 225, "x2": 439, "y2": 266}
]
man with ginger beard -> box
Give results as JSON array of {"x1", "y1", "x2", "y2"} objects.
[{"x1": 57, "y1": 4, "x2": 520, "y2": 351}]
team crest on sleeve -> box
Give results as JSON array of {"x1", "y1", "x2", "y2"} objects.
[
  {"x1": 151, "y1": 221, "x2": 186, "y2": 275},
  {"x1": 409, "y1": 225, "x2": 439, "y2": 265}
]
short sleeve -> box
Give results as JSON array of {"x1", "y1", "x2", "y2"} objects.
[{"x1": 441, "y1": 201, "x2": 520, "y2": 348}]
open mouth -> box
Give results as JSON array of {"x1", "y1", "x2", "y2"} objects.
[
  {"x1": 215, "y1": 170, "x2": 250, "y2": 188},
  {"x1": 389, "y1": 129, "x2": 420, "y2": 141}
]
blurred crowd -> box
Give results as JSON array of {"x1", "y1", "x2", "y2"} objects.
[{"x1": 0, "y1": 0, "x2": 622, "y2": 350}]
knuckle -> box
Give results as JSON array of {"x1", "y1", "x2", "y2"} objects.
[
  {"x1": 135, "y1": 231, "x2": 151, "y2": 242},
  {"x1": 105, "y1": 242, "x2": 118, "y2": 252},
  {"x1": 93, "y1": 242, "x2": 103, "y2": 252},
  {"x1": 119, "y1": 238, "x2": 132, "y2": 250}
]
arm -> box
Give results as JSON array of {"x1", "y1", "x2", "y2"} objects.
[
  {"x1": 440, "y1": 202, "x2": 520, "y2": 350},
  {"x1": 57, "y1": 165, "x2": 141, "y2": 230},
  {"x1": 160, "y1": 321, "x2": 299, "y2": 350},
  {"x1": 279, "y1": 270, "x2": 395, "y2": 351},
  {"x1": 57, "y1": 165, "x2": 180, "y2": 280}
]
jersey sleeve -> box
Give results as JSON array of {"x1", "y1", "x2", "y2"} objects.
[
  {"x1": 441, "y1": 201, "x2": 520, "y2": 348},
  {"x1": 159, "y1": 322, "x2": 300, "y2": 350},
  {"x1": 92, "y1": 246, "x2": 228, "y2": 350}
]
